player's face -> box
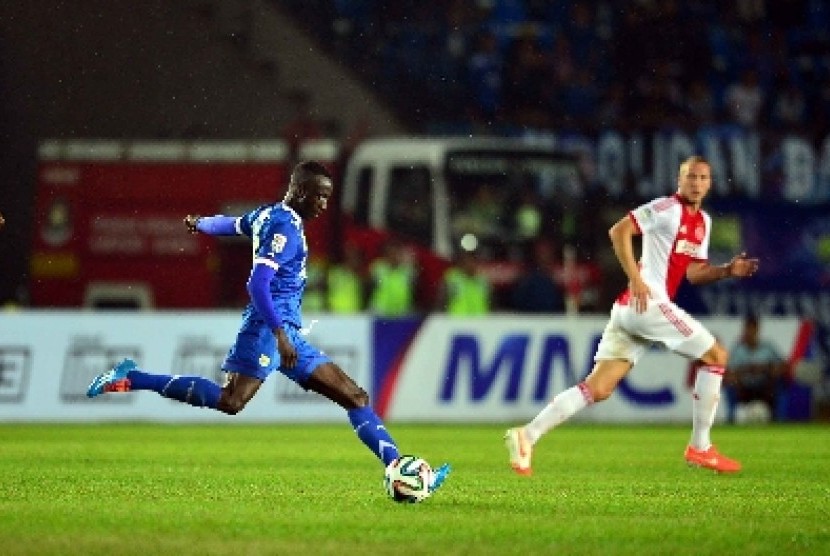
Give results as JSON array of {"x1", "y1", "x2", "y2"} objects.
[
  {"x1": 677, "y1": 161, "x2": 711, "y2": 207},
  {"x1": 300, "y1": 177, "x2": 333, "y2": 219}
]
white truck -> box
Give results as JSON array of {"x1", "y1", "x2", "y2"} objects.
[{"x1": 337, "y1": 136, "x2": 585, "y2": 307}]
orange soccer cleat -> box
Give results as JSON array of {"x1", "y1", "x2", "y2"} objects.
[{"x1": 684, "y1": 444, "x2": 742, "y2": 473}]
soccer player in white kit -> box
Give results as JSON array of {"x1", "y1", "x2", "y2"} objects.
[{"x1": 505, "y1": 156, "x2": 759, "y2": 474}]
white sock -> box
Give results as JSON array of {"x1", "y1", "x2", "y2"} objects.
[
  {"x1": 524, "y1": 383, "x2": 593, "y2": 445},
  {"x1": 690, "y1": 366, "x2": 724, "y2": 450}
]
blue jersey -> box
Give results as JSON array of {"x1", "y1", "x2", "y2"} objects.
[{"x1": 238, "y1": 203, "x2": 308, "y2": 327}]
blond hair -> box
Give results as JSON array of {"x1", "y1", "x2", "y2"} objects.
[{"x1": 678, "y1": 155, "x2": 710, "y2": 177}]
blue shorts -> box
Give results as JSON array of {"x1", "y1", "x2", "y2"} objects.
[{"x1": 223, "y1": 321, "x2": 331, "y2": 384}]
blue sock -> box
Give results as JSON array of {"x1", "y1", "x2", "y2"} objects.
[
  {"x1": 347, "y1": 406, "x2": 400, "y2": 466},
  {"x1": 127, "y1": 370, "x2": 221, "y2": 409}
]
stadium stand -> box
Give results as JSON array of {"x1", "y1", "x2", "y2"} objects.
[{"x1": 279, "y1": 0, "x2": 830, "y2": 137}]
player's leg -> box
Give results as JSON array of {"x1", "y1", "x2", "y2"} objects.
[
  {"x1": 304, "y1": 360, "x2": 451, "y2": 493},
  {"x1": 87, "y1": 360, "x2": 263, "y2": 413},
  {"x1": 274, "y1": 326, "x2": 400, "y2": 464},
  {"x1": 536, "y1": 303, "x2": 644, "y2": 433},
  {"x1": 88, "y1": 318, "x2": 270, "y2": 414},
  {"x1": 505, "y1": 304, "x2": 644, "y2": 475},
  {"x1": 86, "y1": 358, "x2": 224, "y2": 410},
  {"x1": 305, "y1": 361, "x2": 400, "y2": 466},
  {"x1": 689, "y1": 340, "x2": 727, "y2": 448},
  {"x1": 280, "y1": 327, "x2": 450, "y2": 491},
  {"x1": 683, "y1": 339, "x2": 740, "y2": 471},
  {"x1": 525, "y1": 359, "x2": 633, "y2": 444},
  {"x1": 650, "y1": 302, "x2": 740, "y2": 472}
]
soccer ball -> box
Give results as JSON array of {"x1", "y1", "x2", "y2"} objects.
[{"x1": 384, "y1": 455, "x2": 433, "y2": 503}]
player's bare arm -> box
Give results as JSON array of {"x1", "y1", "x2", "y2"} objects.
[
  {"x1": 686, "y1": 252, "x2": 759, "y2": 285},
  {"x1": 608, "y1": 215, "x2": 650, "y2": 312}
]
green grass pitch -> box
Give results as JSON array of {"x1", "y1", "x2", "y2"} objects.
[{"x1": 1, "y1": 423, "x2": 828, "y2": 555}]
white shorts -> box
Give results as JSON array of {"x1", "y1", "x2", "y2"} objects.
[{"x1": 594, "y1": 301, "x2": 715, "y2": 365}]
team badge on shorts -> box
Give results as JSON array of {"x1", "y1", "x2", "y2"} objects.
[{"x1": 259, "y1": 354, "x2": 271, "y2": 367}]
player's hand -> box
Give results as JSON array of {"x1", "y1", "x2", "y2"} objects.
[
  {"x1": 630, "y1": 277, "x2": 651, "y2": 313},
  {"x1": 0, "y1": 212, "x2": 5, "y2": 230},
  {"x1": 183, "y1": 214, "x2": 201, "y2": 234},
  {"x1": 727, "y1": 252, "x2": 759, "y2": 278},
  {"x1": 275, "y1": 328, "x2": 298, "y2": 369}
]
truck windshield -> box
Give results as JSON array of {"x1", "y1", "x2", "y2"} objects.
[{"x1": 445, "y1": 150, "x2": 581, "y2": 260}]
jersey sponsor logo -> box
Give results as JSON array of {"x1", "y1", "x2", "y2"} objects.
[
  {"x1": 271, "y1": 234, "x2": 288, "y2": 253},
  {"x1": 675, "y1": 239, "x2": 701, "y2": 257}
]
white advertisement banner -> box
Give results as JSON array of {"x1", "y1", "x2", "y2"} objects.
[
  {"x1": 385, "y1": 315, "x2": 802, "y2": 423},
  {"x1": 0, "y1": 311, "x2": 370, "y2": 422}
]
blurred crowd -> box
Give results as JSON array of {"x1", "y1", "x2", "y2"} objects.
[
  {"x1": 283, "y1": 0, "x2": 830, "y2": 138},
  {"x1": 302, "y1": 235, "x2": 603, "y2": 317}
]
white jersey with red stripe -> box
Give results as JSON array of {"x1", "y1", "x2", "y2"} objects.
[{"x1": 618, "y1": 194, "x2": 711, "y2": 303}]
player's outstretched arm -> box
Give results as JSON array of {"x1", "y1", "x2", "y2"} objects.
[
  {"x1": 686, "y1": 252, "x2": 759, "y2": 285},
  {"x1": 183, "y1": 214, "x2": 239, "y2": 236}
]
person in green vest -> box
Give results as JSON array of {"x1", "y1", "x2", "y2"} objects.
[
  {"x1": 436, "y1": 248, "x2": 491, "y2": 315},
  {"x1": 368, "y1": 237, "x2": 416, "y2": 316},
  {"x1": 326, "y1": 243, "x2": 366, "y2": 313}
]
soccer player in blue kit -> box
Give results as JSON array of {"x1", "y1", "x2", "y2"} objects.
[{"x1": 87, "y1": 161, "x2": 450, "y2": 496}]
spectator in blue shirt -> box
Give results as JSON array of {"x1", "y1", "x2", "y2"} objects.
[{"x1": 725, "y1": 313, "x2": 789, "y2": 422}]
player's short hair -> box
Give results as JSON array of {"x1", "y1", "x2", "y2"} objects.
[
  {"x1": 678, "y1": 155, "x2": 710, "y2": 176},
  {"x1": 290, "y1": 160, "x2": 332, "y2": 187}
]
